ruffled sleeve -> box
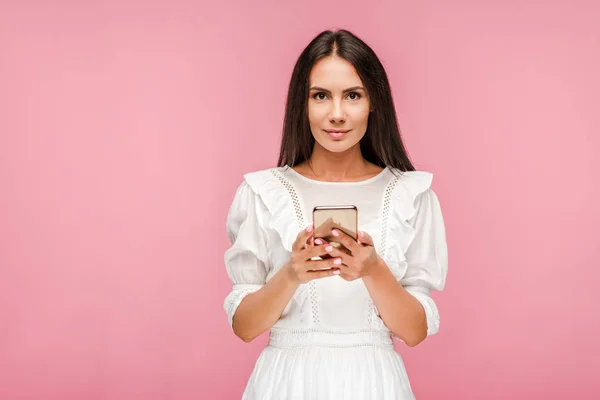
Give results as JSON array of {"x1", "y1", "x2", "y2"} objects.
[
  {"x1": 223, "y1": 180, "x2": 271, "y2": 328},
  {"x1": 400, "y1": 188, "x2": 448, "y2": 336}
]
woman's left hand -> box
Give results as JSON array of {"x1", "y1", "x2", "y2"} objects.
[{"x1": 314, "y1": 229, "x2": 382, "y2": 281}]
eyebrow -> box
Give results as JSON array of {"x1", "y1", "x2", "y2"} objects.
[{"x1": 309, "y1": 86, "x2": 365, "y2": 93}]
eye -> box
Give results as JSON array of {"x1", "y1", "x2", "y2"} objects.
[{"x1": 311, "y1": 92, "x2": 362, "y2": 100}]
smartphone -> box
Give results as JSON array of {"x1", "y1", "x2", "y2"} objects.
[{"x1": 312, "y1": 205, "x2": 358, "y2": 257}]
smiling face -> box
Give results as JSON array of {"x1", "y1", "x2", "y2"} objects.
[{"x1": 307, "y1": 56, "x2": 371, "y2": 154}]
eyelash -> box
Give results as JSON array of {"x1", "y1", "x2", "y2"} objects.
[{"x1": 312, "y1": 92, "x2": 362, "y2": 101}]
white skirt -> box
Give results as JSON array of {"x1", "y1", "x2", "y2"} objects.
[{"x1": 241, "y1": 330, "x2": 416, "y2": 400}]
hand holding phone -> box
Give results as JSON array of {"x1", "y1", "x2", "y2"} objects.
[{"x1": 312, "y1": 206, "x2": 358, "y2": 257}]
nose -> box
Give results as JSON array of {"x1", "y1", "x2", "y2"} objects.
[{"x1": 328, "y1": 100, "x2": 346, "y2": 123}]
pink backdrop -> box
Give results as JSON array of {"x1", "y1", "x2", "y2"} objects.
[{"x1": 1, "y1": 0, "x2": 599, "y2": 399}]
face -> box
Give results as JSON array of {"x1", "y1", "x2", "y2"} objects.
[{"x1": 307, "y1": 56, "x2": 371, "y2": 153}]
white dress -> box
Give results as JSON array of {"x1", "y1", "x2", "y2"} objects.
[{"x1": 223, "y1": 166, "x2": 448, "y2": 400}]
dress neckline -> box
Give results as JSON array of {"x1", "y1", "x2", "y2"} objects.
[{"x1": 285, "y1": 166, "x2": 390, "y2": 185}]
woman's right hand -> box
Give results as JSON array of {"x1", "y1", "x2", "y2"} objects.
[{"x1": 286, "y1": 226, "x2": 341, "y2": 284}]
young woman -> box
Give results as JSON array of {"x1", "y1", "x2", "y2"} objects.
[{"x1": 223, "y1": 29, "x2": 448, "y2": 399}]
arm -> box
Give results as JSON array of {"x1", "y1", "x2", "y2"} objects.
[
  {"x1": 231, "y1": 239, "x2": 341, "y2": 342},
  {"x1": 223, "y1": 182, "x2": 339, "y2": 342},
  {"x1": 366, "y1": 188, "x2": 448, "y2": 346},
  {"x1": 362, "y1": 260, "x2": 429, "y2": 346},
  {"x1": 330, "y1": 188, "x2": 448, "y2": 346},
  {"x1": 231, "y1": 264, "x2": 299, "y2": 342},
  {"x1": 223, "y1": 181, "x2": 274, "y2": 342}
]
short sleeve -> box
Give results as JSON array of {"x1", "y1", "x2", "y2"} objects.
[
  {"x1": 223, "y1": 180, "x2": 271, "y2": 328},
  {"x1": 400, "y1": 188, "x2": 448, "y2": 336}
]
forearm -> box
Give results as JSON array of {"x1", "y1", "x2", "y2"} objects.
[
  {"x1": 363, "y1": 259, "x2": 427, "y2": 346},
  {"x1": 232, "y1": 262, "x2": 299, "y2": 342}
]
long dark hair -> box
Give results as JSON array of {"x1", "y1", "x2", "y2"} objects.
[{"x1": 277, "y1": 29, "x2": 415, "y2": 172}]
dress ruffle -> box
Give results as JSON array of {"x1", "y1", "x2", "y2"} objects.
[
  {"x1": 243, "y1": 168, "x2": 434, "y2": 283},
  {"x1": 244, "y1": 168, "x2": 308, "y2": 254},
  {"x1": 381, "y1": 170, "x2": 434, "y2": 280},
  {"x1": 228, "y1": 167, "x2": 445, "y2": 398},
  {"x1": 243, "y1": 168, "x2": 313, "y2": 303}
]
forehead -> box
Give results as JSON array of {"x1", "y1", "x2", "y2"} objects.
[{"x1": 309, "y1": 56, "x2": 363, "y2": 87}]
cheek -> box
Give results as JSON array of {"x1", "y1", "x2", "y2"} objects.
[
  {"x1": 307, "y1": 104, "x2": 328, "y2": 122},
  {"x1": 347, "y1": 104, "x2": 370, "y2": 121}
]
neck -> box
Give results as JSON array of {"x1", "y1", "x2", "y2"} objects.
[{"x1": 307, "y1": 143, "x2": 369, "y2": 181}]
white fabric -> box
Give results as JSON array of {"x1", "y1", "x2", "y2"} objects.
[{"x1": 223, "y1": 166, "x2": 448, "y2": 400}]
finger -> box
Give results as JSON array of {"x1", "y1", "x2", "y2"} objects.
[
  {"x1": 310, "y1": 239, "x2": 334, "y2": 260},
  {"x1": 325, "y1": 219, "x2": 345, "y2": 234},
  {"x1": 313, "y1": 217, "x2": 334, "y2": 239},
  {"x1": 314, "y1": 218, "x2": 345, "y2": 241},
  {"x1": 306, "y1": 257, "x2": 343, "y2": 271},
  {"x1": 293, "y1": 225, "x2": 314, "y2": 252},
  {"x1": 306, "y1": 268, "x2": 341, "y2": 279},
  {"x1": 313, "y1": 238, "x2": 324, "y2": 246},
  {"x1": 314, "y1": 238, "x2": 348, "y2": 260},
  {"x1": 331, "y1": 228, "x2": 361, "y2": 254},
  {"x1": 315, "y1": 236, "x2": 353, "y2": 256},
  {"x1": 324, "y1": 246, "x2": 352, "y2": 266},
  {"x1": 357, "y1": 230, "x2": 374, "y2": 246},
  {"x1": 336, "y1": 270, "x2": 358, "y2": 281},
  {"x1": 313, "y1": 237, "x2": 332, "y2": 246},
  {"x1": 302, "y1": 244, "x2": 334, "y2": 260}
]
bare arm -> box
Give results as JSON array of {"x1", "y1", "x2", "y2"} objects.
[
  {"x1": 324, "y1": 188, "x2": 448, "y2": 347},
  {"x1": 323, "y1": 224, "x2": 442, "y2": 347},
  {"x1": 232, "y1": 264, "x2": 298, "y2": 342},
  {"x1": 362, "y1": 261, "x2": 427, "y2": 347},
  {"x1": 232, "y1": 226, "x2": 342, "y2": 342}
]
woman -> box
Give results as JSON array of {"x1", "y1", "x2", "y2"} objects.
[{"x1": 223, "y1": 29, "x2": 448, "y2": 399}]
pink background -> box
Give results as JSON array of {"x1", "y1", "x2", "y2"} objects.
[{"x1": 1, "y1": 0, "x2": 599, "y2": 399}]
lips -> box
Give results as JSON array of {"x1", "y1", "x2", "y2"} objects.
[{"x1": 325, "y1": 129, "x2": 351, "y2": 140}]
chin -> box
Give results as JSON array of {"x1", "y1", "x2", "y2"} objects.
[
  {"x1": 317, "y1": 140, "x2": 359, "y2": 154},
  {"x1": 319, "y1": 134, "x2": 362, "y2": 153}
]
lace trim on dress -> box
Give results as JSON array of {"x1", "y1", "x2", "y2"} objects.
[
  {"x1": 269, "y1": 168, "x2": 321, "y2": 326},
  {"x1": 367, "y1": 172, "x2": 401, "y2": 326}
]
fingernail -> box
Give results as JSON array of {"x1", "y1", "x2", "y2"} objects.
[
  {"x1": 326, "y1": 245, "x2": 333, "y2": 252},
  {"x1": 332, "y1": 229, "x2": 339, "y2": 237},
  {"x1": 333, "y1": 258, "x2": 342, "y2": 265},
  {"x1": 333, "y1": 270, "x2": 341, "y2": 275},
  {"x1": 307, "y1": 225, "x2": 313, "y2": 232},
  {"x1": 359, "y1": 231, "x2": 364, "y2": 238},
  {"x1": 314, "y1": 239, "x2": 323, "y2": 245}
]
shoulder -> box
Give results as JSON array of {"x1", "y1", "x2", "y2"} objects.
[
  {"x1": 389, "y1": 168, "x2": 433, "y2": 185},
  {"x1": 242, "y1": 167, "x2": 277, "y2": 186},
  {"x1": 230, "y1": 167, "x2": 302, "y2": 252},
  {"x1": 228, "y1": 167, "x2": 276, "y2": 205},
  {"x1": 228, "y1": 166, "x2": 285, "y2": 213},
  {"x1": 388, "y1": 168, "x2": 437, "y2": 220},
  {"x1": 227, "y1": 169, "x2": 277, "y2": 228},
  {"x1": 241, "y1": 166, "x2": 294, "y2": 194}
]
